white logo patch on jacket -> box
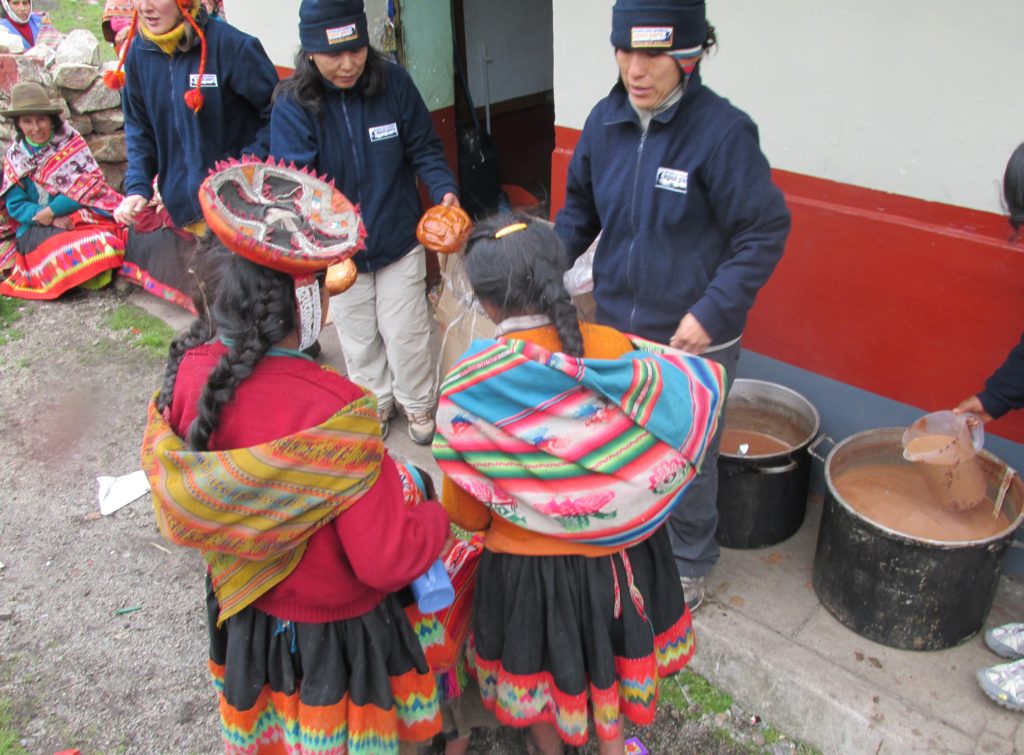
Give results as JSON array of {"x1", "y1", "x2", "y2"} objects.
[
  {"x1": 369, "y1": 123, "x2": 399, "y2": 142},
  {"x1": 655, "y1": 167, "x2": 688, "y2": 194},
  {"x1": 188, "y1": 73, "x2": 219, "y2": 88}
]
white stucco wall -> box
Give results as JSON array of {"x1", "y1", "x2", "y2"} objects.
[{"x1": 553, "y1": 0, "x2": 1024, "y2": 214}]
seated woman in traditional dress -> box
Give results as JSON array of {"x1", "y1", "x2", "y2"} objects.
[
  {"x1": 432, "y1": 216, "x2": 725, "y2": 755},
  {"x1": 0, "y1": 83, "x2": 125, "y2": 299},
  {"x1": 0, "y1": 0, "x2": 59, "y2": 50}
]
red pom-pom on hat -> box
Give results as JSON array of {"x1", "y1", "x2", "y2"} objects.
[{"x1": 102, "y1": 69, "x2": 126, "y2": 90}]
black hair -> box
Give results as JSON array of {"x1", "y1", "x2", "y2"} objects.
[
  {"x1": 463, "y1": 214, "x2": 584, "y2": 358},
  {"x1": 273, "y1": 45, "x2": 391, "y2": 115},
  {"x1": 13, "y1": 114, "x2": 63, "y2": 143},
  {"x1": 1004, "y1": 142, "x2": 1024, "y2": 240},
  {"x1": 156, "y1": 237, "x2": 299, "y2": 451}
]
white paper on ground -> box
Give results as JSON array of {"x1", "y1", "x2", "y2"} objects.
[{"x1": 97, "y1": 470, "x2": 151, "y2": 516}]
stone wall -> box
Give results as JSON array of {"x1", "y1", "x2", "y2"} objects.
[{"x1": 0, "y1": 29, "x2": 127, "y2": 192}]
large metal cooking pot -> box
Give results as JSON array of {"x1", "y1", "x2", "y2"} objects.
[
  {"x1": 813, "y1": 428, "x2": 1024, "y2": 650},
  {"x1": 715, "y1": 379, "x2": 822, "y2": 548}
]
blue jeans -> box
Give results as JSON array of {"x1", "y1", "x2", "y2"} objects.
[{"x1": 666, "y1": 338, "x2": 742, "y2": 579}]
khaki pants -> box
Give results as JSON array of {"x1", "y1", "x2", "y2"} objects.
[{"x1": 329, "y1": 245, "x2": 436, "y2": 414}]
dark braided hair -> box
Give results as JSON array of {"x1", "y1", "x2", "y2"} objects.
[
  {"x1": 463, "y1": 214, "x2": 584, "y2": 358},
  {"x1": 156, "y1": 237, "x2": 300, "y2": 451},
  {"x1": 1004, "y1": 142, "x2": 1024, "y2": 240}
]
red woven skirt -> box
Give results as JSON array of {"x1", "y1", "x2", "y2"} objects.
[{"x1": 0, "y1": 223, "x2": 124, "y2": 300}]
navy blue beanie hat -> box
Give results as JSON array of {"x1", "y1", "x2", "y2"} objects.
[
  {"x1": 299, "y1": 0, "x2": 369, "y2": 53},
  {"x1": 611, "y1": 0, "x2": 707, "y2": 54}
]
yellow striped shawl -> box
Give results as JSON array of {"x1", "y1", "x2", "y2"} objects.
[{"x1": 140, "y1": 391, "x2": 384, "y2": 624}]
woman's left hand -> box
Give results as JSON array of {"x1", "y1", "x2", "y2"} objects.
[
  {"x1": 670, "y1": 312, "x2": 711, "y2": 354},
  {"x1": 440, "y1": 192, "x2": 461, "y2": 208},
  {"x1": 32, "y1": 207, "x2": 55, "y2": 226},
  {"x1": 52, "y1": 217, "x2": 73, "y2": 230}
]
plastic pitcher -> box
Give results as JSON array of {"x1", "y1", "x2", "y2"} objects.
[
  {"x1": 902, "y1": 411, "x2": 987, "y2": 511},
  {"x1": 410, "y1": 559, "x2": 455, "y2": 614}
]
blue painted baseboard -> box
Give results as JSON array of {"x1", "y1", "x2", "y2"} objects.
[{"x1": 736, "y1": 349, "x2": 1024, "y2": 576}]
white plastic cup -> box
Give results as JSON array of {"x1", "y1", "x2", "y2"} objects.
[
  {"x1": 902, "y1": 411, "x2": 987, "y2": 511},
  {"x1": 410, "y1": 559, "x2": 454, "y2": 614}
]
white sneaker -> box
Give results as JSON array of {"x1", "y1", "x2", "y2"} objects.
[
  {"x1": 680, "y1": 575, "x2": 706, "y2": 613},
  {"x1": 986, "y1": 623, "x2": 1024, "y2": 660},
  {"x1": 406, "y1": 408, "x2": 436, "y2": 445},
  {"x1": 977, "y1": 658, "x2": 1024, "y2": 712}
]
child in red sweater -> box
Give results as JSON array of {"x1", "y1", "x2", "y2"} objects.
[{"x1": 142, "y1": 161, "x2": 450, "y2": 753}]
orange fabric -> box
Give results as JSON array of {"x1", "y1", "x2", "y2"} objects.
[{"x1": 441, "y1": 321, "x2": 635, "y2": 557}]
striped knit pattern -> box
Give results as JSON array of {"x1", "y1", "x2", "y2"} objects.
[
  {"x1": 474, "y1": 606, "x2": 693, "y2": 745},
  {"x1": 141, "y1": 392, "x2": 384, "y2": 624},
  {"x1": 0, "y1": 227, "x2": 124, "y2": 300},
  {"x1": 433, "y1": 335, "x2": 724, "y2": 548},
  {"x1": 211, "y1": 660, "x2": 439, "y2": 754}
]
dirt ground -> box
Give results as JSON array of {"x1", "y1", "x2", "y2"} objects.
[{"x1": 0, "y1": 289, "x2": 801, "y2": 754}]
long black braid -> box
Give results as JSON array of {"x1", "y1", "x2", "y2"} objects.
[
  {"x1": 463, "y1": 214, "x2": 584, "y2": 358},
  {"x1": 156, "y1": 238, "x2": 299, "y2": 451}
]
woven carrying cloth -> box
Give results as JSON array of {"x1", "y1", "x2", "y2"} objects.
[
  {"x1": 0, "y1": 123, "x2": 123, "y2": 237},
  {"x1": 432, "y1": 335, "x2": 725, "y2": 549},
  {"x1": 140, "y1": 389, "x2": 384, "y2": 624},
  {"x1": 199, "y1": 157, "x2": 365, "y2": 275}
]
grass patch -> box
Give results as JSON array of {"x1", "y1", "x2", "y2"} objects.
[
  {"x1": 673, "y1": 669, "x2": 733, "y2": 716},
  {"x1": 0, "y1": 699, "x2": 26, "y2": 755},
  {"x1": 0, "y1": 297, "x2": 27, "y2": 346},
  {"x1": 105, "y1": 304, "x2": 175, "y2": 357},
  {"x1": 43, "y1": 0, "x2": 117, "y2": 62}
]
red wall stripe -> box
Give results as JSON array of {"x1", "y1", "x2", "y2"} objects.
[{"x1": 549, "y1": 127, "x2": 1024, "y2": 443}]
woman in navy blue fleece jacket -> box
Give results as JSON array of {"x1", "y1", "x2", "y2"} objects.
[
  {"x1": 271, "y1": 0, "x2": 460, "y2": 446},
  {"x1": 554, "y1": 0, "x2": 790, "y2": 611},
  {"x1": 107, "y1": 0, "x2": 277, "y2": 310}
]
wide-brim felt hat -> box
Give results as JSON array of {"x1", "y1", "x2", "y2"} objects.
[
  {"x1": 199, "y1": 157, "x2": 366, "y2": 277},
  {"x1": 0, "y1": 82, "x2": 62, "y2": 119}
]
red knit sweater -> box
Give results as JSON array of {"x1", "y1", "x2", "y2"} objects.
[{"x1": 169, "y1": 342, "x2": 450, "y2": 623}]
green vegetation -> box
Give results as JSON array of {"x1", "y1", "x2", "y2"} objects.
[
  {"x1": 0, "y1": 296, "x2": 27, "y2": 346},
  {"x1": 105, "y1": 304, "x2": 175, "y2": 357},
  {"x1": 44, "y1": 0, "x2": 117, "y2": 62},
  {"x1": 660, "y1": 671, "x2": 820, "y2": 754},
  {"x1": 0, "y1": 699, "x2": 26, "y2": 755}
]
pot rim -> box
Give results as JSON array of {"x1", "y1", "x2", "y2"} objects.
[
  {"x1": 823, "y1": 427, "x2": 1024, "y2": 546},
  {"x1": 720, "y1": 378, "x2": 821, "y2": 459}
]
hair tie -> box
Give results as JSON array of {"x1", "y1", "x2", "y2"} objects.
[{"x1": 494, "y1": 222, "x2": 528, "y2": 239}]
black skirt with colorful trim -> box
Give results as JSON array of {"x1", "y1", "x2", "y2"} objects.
[
  {"x1": 471, "y1": 525, "x2": 693, "y2": 746},
  {"x1": 206, "y1": 582, "x2": 442, "y2": 754}
]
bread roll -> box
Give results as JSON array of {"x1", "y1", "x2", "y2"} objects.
[{"x1": 416, "y1": 204, "x2": 472, "y2": 254}]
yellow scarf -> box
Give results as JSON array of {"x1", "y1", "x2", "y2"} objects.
[
  {"x1": 139, "y1": 21, "x2": 187, "y2": 55},
  {"x1": 141, "y1": 389, "x2": 385, "y2": 624}
]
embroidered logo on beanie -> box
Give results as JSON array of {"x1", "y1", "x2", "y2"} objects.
[
  {"x1": 326, "y1": 23, "x2": 358, "y2": 44},
  {"x1": 631, "y1": 26, "x2": 674, "y2": 48}
]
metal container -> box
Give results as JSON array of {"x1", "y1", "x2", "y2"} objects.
[
  {"x1": 715, "y1": 379, "x2": 821, "y2": 548},
  {"x1": 813, "y1": 428, "x2": 1024, "y2": 650}
]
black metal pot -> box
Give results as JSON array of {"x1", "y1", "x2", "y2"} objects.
[
  {"x1": 813, "y1": 428, "x2": 1024, "y2": 650},
  {"x1": 715, "y1": 379, "x2": 821, "y2": 548}
]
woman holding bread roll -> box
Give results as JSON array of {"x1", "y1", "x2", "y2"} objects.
[{"x1": 271, "y1": 0, "x2": 460, "y2": 445}]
